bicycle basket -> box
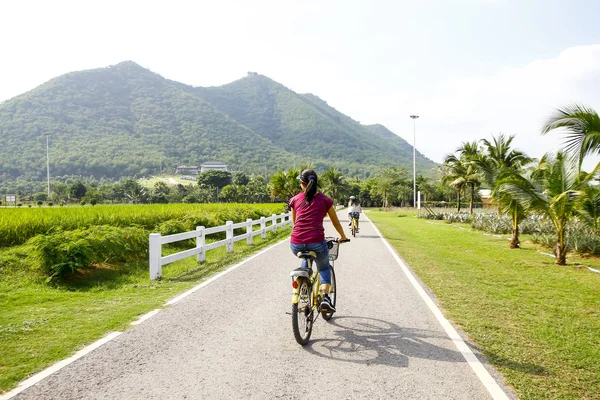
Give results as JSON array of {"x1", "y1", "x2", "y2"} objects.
[{"x1": 326, "y1": 238, "x2": 340, "y2": 261}]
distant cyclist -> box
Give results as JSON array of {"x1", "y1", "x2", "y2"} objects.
[{"x1": 347, "y1": 196, "x2": 362, "y2": 231}]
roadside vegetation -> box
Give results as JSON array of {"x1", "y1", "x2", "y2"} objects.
[
  {"x1": 0, "y1": 203, "x2": 289, "y2": 393},
  {"x1": 369, "y1": 210, "x2": 600, "y2": 400}
]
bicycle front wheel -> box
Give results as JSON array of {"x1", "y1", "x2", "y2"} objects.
[
  {"x1": 292, "y1": 278, "x2": 313, "y2": 345},
  {"x1": 322, "y1": 267, "x2": 336, "y2": 321}
]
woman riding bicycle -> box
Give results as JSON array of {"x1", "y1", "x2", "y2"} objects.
[
  {"x1": 347, "y1": 196, "x2": 362, "y2": 231},
  {"x1": 289, "y1": 169, "x2": 348, "y2": 313}
]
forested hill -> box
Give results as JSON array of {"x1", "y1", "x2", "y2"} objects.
[
  {"x1": 0, "y1": 62, "x2": 300, "y2": 180},
  {"x1": 0, "y1": 62, "x2": 436, "y2": 181},
  {"x1": 193, "y1": 74, "x2": 435, "y2": 176}
]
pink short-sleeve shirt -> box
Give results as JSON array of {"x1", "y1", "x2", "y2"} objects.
[{"x1": 289, "y1": 192, "x2": 334, "y2": 244}]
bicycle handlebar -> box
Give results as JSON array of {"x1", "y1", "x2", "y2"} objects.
[{"x1": 325, "y1": 237, "x2": 350, "y2": 244}]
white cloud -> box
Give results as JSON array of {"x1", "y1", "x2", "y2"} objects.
[{"x1": 367, "y1": 44, "x2": 600, "y2": 165}]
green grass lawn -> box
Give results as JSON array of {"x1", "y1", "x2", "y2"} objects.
[
  {"x1": 0, "y1": 228, "x2": 290, "y2": 393},
  {"x1": 368, "y1": 210, "x2": 600, "y2": 400},
  {"x1": 138, "y1": 175, "x2": 194, "y2": 188}
]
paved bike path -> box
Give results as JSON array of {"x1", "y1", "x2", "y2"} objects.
[{"x1": 10, "y1": 211, "x2": 515, "y2": 399}]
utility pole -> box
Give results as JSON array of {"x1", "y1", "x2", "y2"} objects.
[
  {"x1": 410, "y1": 115, "x2": 419, "y2": 208},
  {"x1": 44, "y1": 133, "x2": 51, "y2": 196}
]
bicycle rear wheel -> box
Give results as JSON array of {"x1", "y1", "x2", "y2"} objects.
[
  {"x1": 292, "y1": 278, "x2": 313, "y2": 345},
  {"x1": 322, "y1": 267, "x2": 336, "y2": 321},
  {"x1": 351, "y1": 219, "x2": 357, "y2": 237}
]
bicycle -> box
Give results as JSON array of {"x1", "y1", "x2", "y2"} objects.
[
  {"x1": 350, "y1": 213, "x2": 359, "y2": 237},
  {"x1": 290, "y1": 237, "x2": 349, "y2": 345}
]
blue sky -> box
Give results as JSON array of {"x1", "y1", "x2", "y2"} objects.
[{"x1": 1, "y1": 0, "x2": 599, "y2": 166}]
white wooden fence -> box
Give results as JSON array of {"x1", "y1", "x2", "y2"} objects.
[{"x1": 149, "y1": 212, "x2": 292, "y2": 280}]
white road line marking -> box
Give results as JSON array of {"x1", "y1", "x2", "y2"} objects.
[
  {"x1": 166, "y1": 237, "x2": 289, "y2": 305},
  {"x1": 0, "y1": 332, "x2": 123, "y2": 400},
  {"x1": 131, "y1": 309, "x2": 161, "y2": 325},
  {"x1": 364, "y1": 213, "x2": 510, "y2": 400}
]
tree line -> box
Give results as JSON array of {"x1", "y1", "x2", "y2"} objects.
[{"x1": 439, "y1": 103, "x2": 600, "y2": 265}]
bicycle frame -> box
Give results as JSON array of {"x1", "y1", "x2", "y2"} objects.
[
  {"x1": 351, "y1": 216, "x2": 359, "y2": 236},
  {"x1": 290, "y1": 238, "x2": 345, "y2": 345},
  {"x1": 291, "y1": 257, "x2": 320, "y2": 308}
]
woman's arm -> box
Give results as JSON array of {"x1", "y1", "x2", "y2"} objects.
[
  {"x1": 327, "y1": 206, "x2": 349, "y2": 242},
  {"x1": 291, "y1": 208, "x2": 296, "y2": 224}
]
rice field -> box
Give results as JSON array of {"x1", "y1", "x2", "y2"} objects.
[{"x1": 0, "y1": 203, "x2": 286, "y2": 247}]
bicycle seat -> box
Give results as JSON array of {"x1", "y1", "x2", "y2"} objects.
[
  {"x1": 290, "y1": 267, "x2": 310, "y2": 278},
  {"x1": 296, "y1": 251, "x2": 317, "y2": 259}
]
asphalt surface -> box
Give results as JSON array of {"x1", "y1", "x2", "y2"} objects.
[{"x1": 11, "y1": 211, "x2": 515, "y2": 399}]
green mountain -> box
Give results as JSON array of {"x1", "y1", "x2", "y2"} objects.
[
  {"x1": 0, "y1": 62, "x2": 299, "y2": 180},
  {"x1": 0, "y1": 62, "x2": 436, "y2": 181},
  {"x1": 193, "y1": 74, "x2": 436, "y2": 176}
]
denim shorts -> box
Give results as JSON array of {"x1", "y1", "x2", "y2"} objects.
[{"x1": 289, "y1": 240, "x2": 331, "y2": 284}]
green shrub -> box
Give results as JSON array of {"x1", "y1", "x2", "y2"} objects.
[
  {"x1": 157, "y1": 219, "x2": 188, "y2": 236},
  {"x1": 443, "y1": 212, "x2": 600, "y2": 256},
  {"x1": 28, "y1": 225, "x2": 149, "y2": 280}
]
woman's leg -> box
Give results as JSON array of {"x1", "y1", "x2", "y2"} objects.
[
  {"x1": 292, "y1": 242, "x2": 332, "y2": 295},
  {"x1": 309, "y1": 241, "x2": 331, "y2": 293}
]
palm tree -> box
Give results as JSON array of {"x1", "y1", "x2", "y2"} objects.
[
  {"x1": 541, "y1": 103, "x2": 600, "y2": 170},
  {"x1": 479, "y1": 134, "x2": 533, "y2": 248},
  {"x1": 372, "y1": 167, "x2": 407, "y2": 208},
  {"x1": 441, "y1": 154, "x2": 468, "y2": 212},
  {"x1": 579, "y1": 184, "x2": 600, "y2": 233},
  {"x1": 456, "y1": 141, "x2": 484, "y2": 214},
  {"x1": 480, "y1": 134, "x2": 532, "y2": 188},
  {"x1": 497, "y1": 152, "x2": 600, "y2": 265},
  {"x1": 492, "y1": 181, "x2": 528, "y2": 249},
  {"x1": 416, "y1": 176, "x2": 435, "y2": 203},
  {"x1": 320, "y1": 167, "x2": 346, "y2": 204},
  {"x1": 269, "y1": 168, "x2": 300, "y2": 200}
]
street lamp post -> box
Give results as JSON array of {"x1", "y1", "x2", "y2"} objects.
[
  {"x1": 44, "y1": 133, "x2": 51, "y2": 196},
  {"x1": 410, "y1": 115, "x2": 419, "y2": 208}
]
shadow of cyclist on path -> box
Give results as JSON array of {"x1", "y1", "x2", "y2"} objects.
[{"x1": 303, "y1": 316, "x2": 465, "y2": 368}]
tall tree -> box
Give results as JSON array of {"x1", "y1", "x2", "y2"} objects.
[
  {"x1": 197, "y1": 170, "x2": 232, "y2": 189},
  {"x1": 441, "y1": 154, "x2": 468, "y2": 212},
  {"x1": 320, "y1": 167, "x2": 346, "y2": 204},
  {"x1": 69, "y1": 181, "x2": 87, "y2": 200},
  {"x1": 269, "y1": 168, "x2": 301, "y2": 200},
  {"x1": 579, "y1": 185, "x2": 600, "y2": 232},
  {"x1": 455, "y1": 141, "x2": 484, "y2": 214},
  {"x1": 232, "y1": 171, "x2": 249, "y2": 186},
  {"x1": 480, "y1": 134, "x2": 533, "y2": 248},
  {"x1": 541, "y1": 103, "x2": 600, "y2": 169},
  {"x1": 121, "y1": 179, "x2": 147, "y2": 204},
  {"x1": 480, "y1": 134, "x2": 532, "y2": 187},
  {"x1": 372, "y1": 167, "x2": 407, "y2": 208},
  {"x1": 498, "y1": 152, "x2": 600, "y2": 265}
]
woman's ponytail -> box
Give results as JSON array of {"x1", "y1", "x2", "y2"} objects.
[{"x1": 299, "y1": 169, "x2": 318, "y2": 205}]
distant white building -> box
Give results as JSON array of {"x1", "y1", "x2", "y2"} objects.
[
  {"x1": 201, "y1": 161, "x2": 228, "y2": 172},
  {"x1": 176, "y1": 166, "x2": 200, "y2": 175}
]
